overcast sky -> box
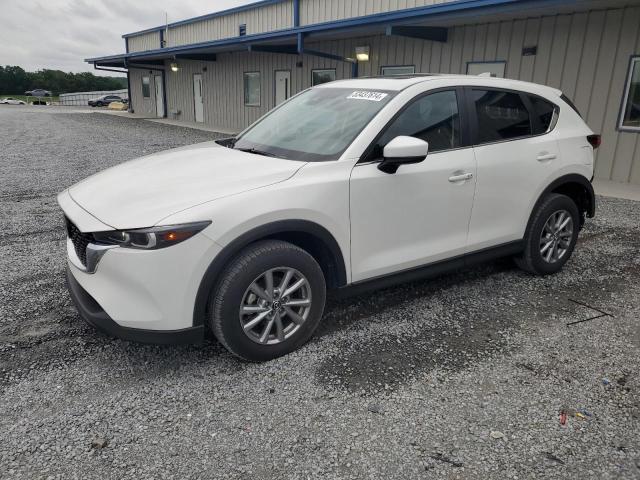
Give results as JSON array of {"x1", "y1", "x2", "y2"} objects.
[{"x1": 0, "y1": 0, "x2": 255, "y2": 76}]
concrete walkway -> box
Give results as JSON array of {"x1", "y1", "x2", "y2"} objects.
[
  {"x1": 593, "y1": 179, "x2": 640, "y2": 202},
  {"x1": 94, "y1": 109, "x2": 237, "y2": 135},
  {"x1": 147, "y1": 117, "x2": 238, "y2": 135}
]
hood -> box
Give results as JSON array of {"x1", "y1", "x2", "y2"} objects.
[{"x1": 68, "y1": 141, "x2": 305, "y2": 230}]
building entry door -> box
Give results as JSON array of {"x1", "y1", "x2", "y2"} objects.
[
  {"x1": 193, "y1": 74, "x2": 204, "y2": 123},
  {"x1": 274, "y1": 70, "x2": 291, "y2": 106},
  {"x1": 154, "y1": 75, "x2": 164, "y2": 118}
]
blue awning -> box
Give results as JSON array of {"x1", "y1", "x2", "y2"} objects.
[{"x1": 86, "y1": 0, "x2": 570, "y2": 67}]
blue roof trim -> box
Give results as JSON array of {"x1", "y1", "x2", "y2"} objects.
[
  {"x1": 122, "y1": 0, "x2": 287, "y2": 38},
  {"x1": 93, "y1": 0, "x2": 562, "y2": 63}
]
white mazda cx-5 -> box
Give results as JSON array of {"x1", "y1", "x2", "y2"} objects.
[{"x1": 59, "y1": 75, "x2": 598, "y2": 361}]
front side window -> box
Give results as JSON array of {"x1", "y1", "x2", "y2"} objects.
[
  {"x1": 375, "y1": 90, "x2": 461, "y2": 155},
  {"x1": 472, "y1": 89, "x2": 531, "y2": 144},
  {"x1": 234, "y1": 88, "x2": 396, "y2": 161},
  {"x1": 142, "y1": 77, "x2": 150, "y2": 98},
  {"x1": 619, "y1": 56, "x2": 640, "y2": 131},
  {"x1": 312, "y1": 69, "x2": 336, "y2": 86},
  {"x1": 244, "y1": 72, "x2": 261, "y2": 106}
]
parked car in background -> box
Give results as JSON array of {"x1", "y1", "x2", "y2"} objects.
[
  {"x1": 0, "y1": 97, "x2": 26, "y2": 105},
  {"x1": 88, "y1": 95, "x2": 127, "y2": 107},
  {"x1": 25, "y1": 89, "x2": 52, "y2": 97},
  {"x1": 59, "y1": 75, "x2": 598, "y2": 361}
]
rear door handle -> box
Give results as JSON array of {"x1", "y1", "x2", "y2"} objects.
[
  {"x1": 537, "y1": 153, "x2": 557, "y2": 162},
  {"x1": 448, "y1": 172, "x2": 474, "y2": 183}
]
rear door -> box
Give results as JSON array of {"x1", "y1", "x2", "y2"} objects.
[{"x1": 466, "y1": 88, "x2": 561, "y2": 251}]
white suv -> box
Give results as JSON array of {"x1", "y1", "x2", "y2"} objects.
[{"x1": 59, "y1": 75, "x2": 598, "y2": 361}]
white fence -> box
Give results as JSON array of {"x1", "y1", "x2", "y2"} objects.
[{"x1": 59, "y1": 89, "x2": 128, "y2": 106}]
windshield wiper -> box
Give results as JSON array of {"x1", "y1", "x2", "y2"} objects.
[{"x1": 234, "y1": 147, "x2": 282, "y2": 158}]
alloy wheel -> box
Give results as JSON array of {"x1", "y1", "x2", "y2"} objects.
[
  {"x1": 539, "y1": 209, "x2": 574, "y2": 264},
  {"x1": 239, "y1": 267, "x2": 312, "y2": 345}
]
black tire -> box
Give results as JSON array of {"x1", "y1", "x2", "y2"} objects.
[
  {"x1": 96, "y1": 102, "x2": 103, "y2": 107},
  {"x1": 515, "y1": 193, "x2": 580, "y2": 275},
  {"x1": 209, "y1": 240, "x2": 326, "y2": 361}
]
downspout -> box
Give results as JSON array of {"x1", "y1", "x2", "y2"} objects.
[
  {"x1": 159, "y1": 25, "x2": 167, "y2": 118},
  {"x1": 161, "y1": 64, "x2": 168, "y2": 118},
  {"x1": 293, "y1": 0, "x2": 300, "y2": 27}
]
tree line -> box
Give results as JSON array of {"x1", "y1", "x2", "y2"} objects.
[{"x1": 0, "y1": 65, "x2": 127, "y2": 95}]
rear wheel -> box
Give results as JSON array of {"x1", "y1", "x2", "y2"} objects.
[
  {"x1": 210, "y1": 240, "x2": 326, "y2": 361},
  {"x1": 515, "y1": 193, "x2": 579, "y2": 275}
]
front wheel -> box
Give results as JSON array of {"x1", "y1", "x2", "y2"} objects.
[
  {"x1": 515, "y1": 193, "x2": 580, "y2": 275},
  {"x1": 210, "y1": 240, "x2": 326, "y2": 361}
]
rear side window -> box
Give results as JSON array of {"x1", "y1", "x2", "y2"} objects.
[
  {"x1": 471, "y1": 89, "x2": 531, "y2": 144},
  {"x1": 529, "y1": 95, "x2": 558, "y2": 134},
  {"x1": 376, "y1": 90, "x2": 461, "y2": 153}
]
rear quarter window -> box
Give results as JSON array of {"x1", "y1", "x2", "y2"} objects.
[{"x1": 529, "y1": 95, "x2": 559, "y2": 134}]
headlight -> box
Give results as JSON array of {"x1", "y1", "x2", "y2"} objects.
[{"x1": 92, "y1": 221, "x2": 211, "y2": 250}]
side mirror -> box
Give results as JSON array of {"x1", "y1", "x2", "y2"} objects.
[{"x1": 378, "y1": 136, "x2": 429, "y2": 174}]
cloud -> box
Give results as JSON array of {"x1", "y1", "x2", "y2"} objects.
[{"x1": 0, "y1": 0, "x2": 254, "y2": 76}]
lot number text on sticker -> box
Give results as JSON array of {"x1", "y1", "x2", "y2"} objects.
[{"x1": 347, "y1": 91, "x2": 389, "y2": 102}]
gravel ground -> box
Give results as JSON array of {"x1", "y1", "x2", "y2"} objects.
[{"x1": 1, "y1": 105, "x2": 639, "y2": 479}]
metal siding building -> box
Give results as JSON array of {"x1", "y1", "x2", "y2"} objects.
[{"x1": 89, "y1": 0, "x2": 640, "y2": 185}]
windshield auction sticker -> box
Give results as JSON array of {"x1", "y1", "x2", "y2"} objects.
[{"x1": 347, "y1": 91, "x2": 389, "y2": 102}]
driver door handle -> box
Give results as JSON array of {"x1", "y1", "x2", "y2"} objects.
[{"x1": 448, "y1": 172, "x2": 474, "y2": 183}]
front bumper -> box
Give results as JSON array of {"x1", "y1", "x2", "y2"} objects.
[
  {"x1": 66, "y1": 267, "x2": 204, "y2": 344},
  {"x1": 65, "y1": 230, "x2": 222, "y2": 332},
  {"x1": 58, "y1": 189, "x2": 223, "y2": 336}
]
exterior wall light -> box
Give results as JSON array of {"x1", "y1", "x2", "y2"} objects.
[
  {"x1": 355, "y1": 46, "x2": 370, "y2": 62},
  {"x1": 170, "y1": 63, "x2": 179, "y2": 72}
]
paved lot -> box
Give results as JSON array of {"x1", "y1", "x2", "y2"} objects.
[{"x1": 1, "y1": 105, "x2": 639, "y2": 479}]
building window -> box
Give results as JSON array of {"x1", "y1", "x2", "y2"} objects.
[
  {"x1": 619, "y1": 56, "x2": 640, "y2": 131},
  {"x1": 239, "y1": 24, "x2": 247, "y2": 36},
  {"x1": 142, "y1": 76, "x2": 151, "y2": 98},
  {"x1": 381, "y1": 65, "x2": 416, "y2": 76},
  {"x1": 244, "y1": 72, "x2": 261, "y2": 106},
  {"x1": 312, "y1": 69, "x2": 336, "y2": 86},
  {"x1": 467, "y1": 61, "x2": 506, "y2": 78}
]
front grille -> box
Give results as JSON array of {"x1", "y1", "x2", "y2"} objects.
[{"x1": 65, "y1": 217, "x2": 92, "y2": 267}]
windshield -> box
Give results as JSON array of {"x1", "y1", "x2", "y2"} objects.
[{"x1": 234, "y1": 88, "x2": 396, "y2": 161}]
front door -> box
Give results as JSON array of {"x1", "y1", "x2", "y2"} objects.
[
  {"x1": 154, "y1": 75, "x2": 164, "y2": 118},
  {"x1": 274, "y1": 70, "x2": 291, "y2": 106},
  {"x1": 350, "y1": 89, "x2": 477, "y2": 282},
  {"x1": 193, "y1": 74, "x2": 204, "y2": 123}
]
